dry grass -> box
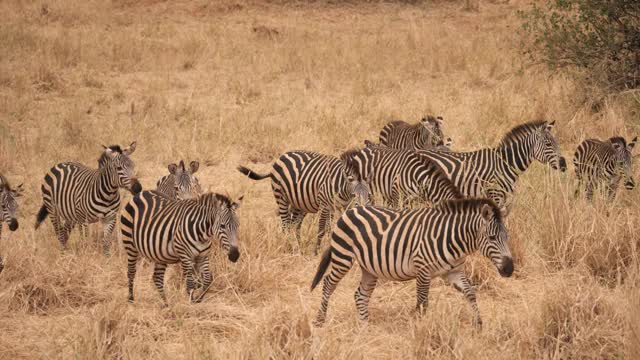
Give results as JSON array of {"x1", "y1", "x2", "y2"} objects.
[{"x1": 0, "y1": 0, "x2": 639, "y2": 358}]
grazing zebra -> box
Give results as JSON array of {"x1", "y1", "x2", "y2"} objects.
[
  {"x1": 35, "y1": 143, "x2": 142, "y2": 255},
  {"x1": 434, "y1": 137, "x2": 454, "y2": 151},
  {"x1": 341, "y1": 145, "x2": 463, "y2": 208},
  {"x1": 156, "y1": 160, "x2": 202, "y2": 200},
  {"x1": 311, "y1": 198, "x2": 513, "y2": 329},
  {"x1": 379, "y1": 115, "x2": 445, "y2": 150},
  {"x1": 120, "y1": 191, "x2": 242, "y2": 304},
  {"x1": 574, "y1": 136, "x2": 637, "y2": 200},
  {"x1": 0, "y1": 175, "x2": 23, "y2": 274},
  {"x1": 417, "y1": 121, "x2": 566, "y2": 212},
  {"x1": 237, "y1": 150, "x2": 371, "y2": 255}
]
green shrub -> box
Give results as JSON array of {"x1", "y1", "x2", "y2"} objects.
[{"x1": 520, "y1": 0, "x2": 640, "y2": 91}]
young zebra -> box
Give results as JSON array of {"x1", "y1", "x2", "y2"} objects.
[
  {"x1": 120, "y1": 191, "x2": 242, "y2": 304},
  {"x1": 417, "y1": 121, "x2": 566, "y2": 213},
  {"x1": 237, "y1": 150, "x2": 371, "y2": 255},
  {"x1": 378, "y1": 115, "x2": 445, "y2": 150},
  {"x1": 311, "y1": 198, "x2": 513, "y2": 329},
  {"x1": 156, "y1": 160, "x2": 202, "y2": 200},
  {"x1": 35, "y1": 143, "x2": 142, "y2": 255},
  {"x1": 342, "y1": 145, "x2": 463, "y2": 208},
  {"x1": 574, "y1": 136, "x2": 637, "y2": 200},
  {"x1": 0, "y1": 175, "x2": 23, "y2": 274}
]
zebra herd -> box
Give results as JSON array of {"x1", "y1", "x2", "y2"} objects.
[{"x1": 0, "y1": 116, "x2": 636, "y2": 329}]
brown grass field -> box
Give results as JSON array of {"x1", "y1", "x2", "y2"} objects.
[{"x1": 1, "y1": 0, "x2": 639, "y2": 358}]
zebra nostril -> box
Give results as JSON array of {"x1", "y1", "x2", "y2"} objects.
[
  {"x1": 625, "y1": 181, "x2": 635, "y2": 190},
  {"x1": 559, "y1": 157, "x2": 567, "y2": 172},
  {"x1": 130, "y1": 180, "x2": 142, "y2": 194},
  {"x1": 498, "y1": 256, "x2": 513, "y2": 277},
  {"x1": 228, "y1": 247, "x2": 240, "y2": 263},
  {"x1": 9, "y1": 219, "x2": 18, "y2": 231}
]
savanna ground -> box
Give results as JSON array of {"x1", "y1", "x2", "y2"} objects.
[{"x1": 0, "y1": 0, "x2": 639, "y2": 358}]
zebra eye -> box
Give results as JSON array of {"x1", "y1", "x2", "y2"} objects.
[{"x1": 220, "y1": 224, "x2": 226, "y2": 230}]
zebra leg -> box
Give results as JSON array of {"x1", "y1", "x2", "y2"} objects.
[
  {"x1": 152, "y1": 263, "x2": 168, "y2": 306},
  {"x1": 179, "y1": 257, "x2": 198, "y2": 302},
  {"x1": 315, "y1": 208, "x2": 332, "y2": 256},
  {"x1": 194, "y1": 256, "x2": 213, "y2": 303},
  {"x1": 354, "y1": 269, "x2": 378, "y2": 322},
  {"x1": 415, "y1": 269, "x2": 432, "y2": 316},
  {"x1": 126, "y1": 251, "x2": 139, "y2": 303},
  {"x1": 315, "y1": 256, "x2": 354, "y2": 326},
  {"x1": 585, "y1": 182, "x2": 594, "y2": 201},
  {"x1": 50, "y1": 213, "x2": 70, "y2": 250},
  {"x1": 272, "y1": 184, "x2": 293, "y2": 231},
  {"x1": 290, "y1": 209, "x2": 306, "y2": 241},
  {"x1": 447, "y1": 271, "x2": 482, "y2": 330},
  {"x1": 101, "y1": 215, "x2": 117, "y2": 256}
]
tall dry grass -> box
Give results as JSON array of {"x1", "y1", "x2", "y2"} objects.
[{"x1": 0, "y1": 0, "x2": 638, "y2": 358}]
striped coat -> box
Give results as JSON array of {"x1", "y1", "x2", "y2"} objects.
[
  {"x1": 311, "y1": 198, "x2": 513, "y2": 328},
  {"x1": 378, "y1": 115, "x2": 445, "y2": 150}
]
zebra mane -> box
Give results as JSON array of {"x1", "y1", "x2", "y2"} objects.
[
  {"x1": 98, "y1": 145, "x2": 123, "y2": 166},
  {"x1": 499, "y1": 121, "x2": 547, "y2": 146},
  {"x1": 435, "y1": 198, "x2": 502, "y2": 222},
  {"x1": 197, "y1": 192, "x2": 234, "y2": 208},
  {"x1": 608, "y1": 137, "x2": 627, "y2": 147}
]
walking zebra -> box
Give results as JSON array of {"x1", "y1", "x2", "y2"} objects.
[
  {"x1": 237, "y1": 150, "x2": 371, "y2": 255},
  {"x1": 574, "y1": 136, "x2": 637, "y2": 200},
  {"x1": 0, "y1": 175, "x2": 23, "y2": 274},
  {"x1": 120, "y1": 191, "x2": 242, "y2": 304},
  {"x1": 156, "y1": 160, "x2": 202, "y2": 200},
  {"x1": 416, "y1": 121, "x2": 566, "y2": 212},
  {"x1": 378, "y1": 115, "x2": 445, "y2": 150},
  {"x1": 341, "y1": 145, "x2": 463, "y2": 208},
  {"x1": 311, "y1": 198, "x2": 512, "y2": 328},
  {"x1": 35, "y1": 143, "x2": 142, "y2": 255}
]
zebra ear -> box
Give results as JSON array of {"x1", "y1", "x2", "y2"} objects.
[
  {"x1": 123, "y1": 141, "x2": 137, "y2": 155},
  {"x1": 364, "y1": 140, "x2": 374, "y2": 147},
  {"x1": 628, "y1": 136, "x2": 637, "y2": 151},
  {"x1": 445, "y1": 137, "x2": 453, "y2": 147},
  {"x1": 168, "y1": 163, "x2": 178, "y2": 174},
  {"x1": 232, "y1": 195, "x2": 243, "y2": 210},
  {"x1": 481, "y1": 204, "x2": 494, "y2": 221},
  {"x1": 190, "y1": 161, "x2": 199, "y2": 174},
  {"x1": 545, "y1": 121, "x2": 556, "y2": 132},
  {"x1": 611, "y1": 141, "x2": 624, "y2": 151},
  {"x1": 435, "y1": 116, "x2": 444, "y2": 125}
]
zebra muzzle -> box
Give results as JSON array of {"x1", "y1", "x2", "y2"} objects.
[
  {"x1": 559, "y1": 157, "x2": 567, "y2": 172},
  {"x1": 8, "y1": 219, "x2": 18, "y2": 231},
  {"x1": 625, "y1": 180, "x2": 635, "y2": 190},
  {"x1": 498, "y1": 256, "x2": 513, "y2": 278},
  {"x1": 130, "y1": 179, "x2": 143, "y2": 195},
  {"x1": 228, "y1": 247, "x2": 240, "y2": 263}
]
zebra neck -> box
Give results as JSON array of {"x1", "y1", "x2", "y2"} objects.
[
  {"x1": 96, "y1": 165, "x2": 120, "y2": 198},
  {"x1": 496, "y1": 137, "x2": 534, "y2": 174}
]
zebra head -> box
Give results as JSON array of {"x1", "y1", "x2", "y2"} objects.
[
  {"x1": 419, "y1": 115, "x2": 445, "y2": 148},
  {"x1": 100, "y1": 142, "x2": 142, "y2": 195},
  {"x1": 478, "y1": 202, "x2": 513, "y2": 278},
  {"x1": 205, "y1": 194, "x2": 242, "y2": 263},
  {"x1": 532, "y1": 121, "x2": 567, "y2": 172},
  {"x1": 611, "y1": 136, "x2": 637, "y2": 190},
  {"x1": 168, "y1": 160, "x2": 202, "y2": 200},
  {"x1": 0, "y1": 179, "x2": 22, "y2": 231},
  {"x1": 340, "y1": 152, "x2": 372, "y2": 207}
]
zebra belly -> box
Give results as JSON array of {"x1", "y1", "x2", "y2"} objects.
[{"x1": 353, "y1": 251, "x2": 417, "y2": 281}]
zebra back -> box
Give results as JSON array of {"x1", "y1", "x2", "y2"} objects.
[
  {"x1": 378, "y1": 115, "x2": 444, "y2": 150},
  {"x1": 341, "y1": 145, "x2": 462, "y2": 207}
]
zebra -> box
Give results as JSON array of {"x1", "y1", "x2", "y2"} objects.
[
  {"x1": 573, "y1": 136, "x2": 637, "y2": 200},
  {"x1": 416, "y1": 120, "x2": 566, "y2": 213},
  {"x1": 237, "y1": 150, "x2": 371, "y2": 255},
  {"x1": 378, "y1": 115, "x2": 445, "y2": 150},
  {"x1": 0, "y1": 175, "x2": 23, "y2": 274},
  {"x1": 35, "y1": 143, "x2": 142, "y2": 255},
  {"x1": 156, "y1": 160, "x2": 202, "y2": 200},
  {"x1": 341, "y1": 145, "x2": 463, "y2": 208},
  {"x1": 311, "y1": 198, "x2": 513, "y2": 329},
  {"x1": 434, "y1": 137, "x2": 454, "y2": 151},
  {"x1": 120, "y1": 191, "x2": 242, "y2": 304}
]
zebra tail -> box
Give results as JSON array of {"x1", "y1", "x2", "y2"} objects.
[
  {"x1": 35, "y1": 205, "x2": 49, "y2": 229},
  {"x1": 237, "y1": 165, "x2": 271, "y2": 181},
  {"x1": 311, "y1": 247, "x2": 332, "y2": 292}
]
